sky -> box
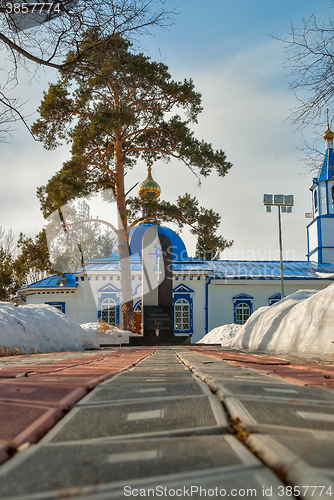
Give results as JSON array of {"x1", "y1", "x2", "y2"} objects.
[{"x1": 1, "y1": 0, "x2": 333, "y2": 261}]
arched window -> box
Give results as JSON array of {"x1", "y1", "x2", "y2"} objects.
[
  {"x1": 314, "y1": 190, "x2": 318, "y2": 211},
  {"x1": 174, "y1": 298, "x2": 190, "y2": 330},
  {"x1": 101, "y1": 298, "x2": 116, "y2": 325},
  {"x1": 235, "y1": 303, "x2": 250, "y2": 325},
  {"x1": 134, "y1": 301, "x2": 142, "y2": 313}
]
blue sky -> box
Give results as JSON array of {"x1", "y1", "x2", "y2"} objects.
[{"x1": 1, "y1": 0, "x2": 332, "y2": 260}]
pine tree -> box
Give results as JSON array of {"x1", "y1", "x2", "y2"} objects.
[{"x1": 32, "y1": 31, "x2": 232, "y2": 329}]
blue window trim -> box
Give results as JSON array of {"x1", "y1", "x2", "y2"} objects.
[
  {"x1": 173, "y1": 285, "x2": 193, "y2": 334},
  {"x1": 133, "y1": 299, "x2": 142, "y2": 311},
  {"x1": 232, "y1": 294, "x2": 253, "y2": 324},
  {"x1": 45, "y1": 301, "x2": 65, "y2": 313},
  {"x1": 173, "y1": 295, "x2": 193, "y2": 334},
  {"x1": 268, "y1": 293, "x2": 281, "y2": 305},
  {"x1": 98, "y1": 293, "x2": 120, "y2": 325}
]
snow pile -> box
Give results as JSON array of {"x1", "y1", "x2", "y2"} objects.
[
  {"x1": 81, "y1": 322, "x2": 136, "y2": 345},
  {"x1": 197, "y1": 323, "x2": 241, "y2": 345},
  {"x1": 0, "y1": 302, "x2": 97, "y2": 353},
  {"x1": 229, "y1": 286, "x2": 334, "y2": 357}
]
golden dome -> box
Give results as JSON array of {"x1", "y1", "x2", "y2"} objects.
[
  {"x1": 323, "y1": 109, "x2": 334, "y2": 141},
  {"x1": 138, "y1": 166, "x2": 161, "y2": 201},
  {"x1": 323, "y1": 124, "x2": 334, "y2": 141}
]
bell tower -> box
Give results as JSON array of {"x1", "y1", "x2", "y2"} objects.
[{"x1": 307, "y1": 110, "x2": 334, "y2": 265}]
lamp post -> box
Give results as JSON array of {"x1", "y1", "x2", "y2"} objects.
[{"x1": 263, "y1": 194, "x2": 294, "y2": 300}]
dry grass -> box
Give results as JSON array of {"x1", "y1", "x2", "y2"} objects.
[
  {"x1": 0, "y1": 346, "x2": 40, "y2": 357},
  {"x1": 96, "y1": 318, "x2": 113, "y2": 332},
  {"x1": 0, "y1": 346, "x2": 23, "y2": 357}
]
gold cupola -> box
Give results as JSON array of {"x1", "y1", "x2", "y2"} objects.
[
  {"x1": 323, "y1": 109, "x2": 334, "y2": 142},
  {"x1": 138, "y1": 166, "x2": 161, "y2": 201}
]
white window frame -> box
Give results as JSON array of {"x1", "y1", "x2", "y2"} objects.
[{"x1": 101, "y1": 298, "x2": 117, "y2": 325}]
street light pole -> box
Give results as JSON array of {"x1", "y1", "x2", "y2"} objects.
[
  {"x1": 263, "y1": 194, "x2": 294, "y2": 301},
  {"x1": 277, "y1": 205, "x2": 284, "y2": 299}
]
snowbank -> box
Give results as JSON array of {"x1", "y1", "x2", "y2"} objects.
[
  {"x1": 81, "y1": 322, "x2": 137, "y2": 345},
  {"x1": 197, "y1": 324, "x2": 241, "y2": 345},
  {"x1": 229, "y1": 286, "x2": 334, "y2": 357},
  {"x1": 0, "y1": 302, "x2": 97, "y2": 353}
]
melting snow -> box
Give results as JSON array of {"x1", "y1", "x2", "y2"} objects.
[
  {"x1": 0, "y1": 303, "x2": 135, "y2": 354},
  {"x1": 200, "y1": 285, "x2": 334, "y2": 359}
]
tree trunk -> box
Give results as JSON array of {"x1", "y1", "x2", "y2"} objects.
[{"x1": 114, "y1": 134, "x2": 135, "y2": 332}]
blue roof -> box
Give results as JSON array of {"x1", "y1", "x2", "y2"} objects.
[
  {"x1": 206, "y1": 260, "x2": 334, "y2": 279},
  {"x1": 108, "y1": 223, "x2": 188, "y2": 261},
  {"x1": 317, "y1": 146, "x2": 334, "y2": 182},
  {"x1": 20, "y1": 273, "x2": 77, "y2": 290},
  {"x1": 20, "y1": 261, "x2": 334, "y2": 291},
  {"x1": 78, "y1": 260, "x2": 334, "y2": 280}
]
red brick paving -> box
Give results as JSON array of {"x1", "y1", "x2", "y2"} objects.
[
  {"x1": 184, "y1": 346, "x2": 334, "y2": 390},
  {"x1": 0, "y1": 348, "x2": 156, "y2": 464},
  {"x1": 0, "y1": 382, "x2": 86, "y2": 409}
]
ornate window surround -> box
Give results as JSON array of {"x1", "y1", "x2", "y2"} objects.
[
  {"x1": 232, "y1": 294, "x2": 253, "y2": 324},
  {"x1": 173, "y1": 284, "x2": 194, "y2": 335}
]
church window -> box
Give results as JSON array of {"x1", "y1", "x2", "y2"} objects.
[
  {"x1": 45, "y1": 302, "x2": 65, "y2": 313},
  {"x1": 174, "y1": 298, "x2": 190, "y2": 330},
  {"x1": 235, "y1": 303, "x2": 250, "y2": 325},
  {"x1": 101, "y1": 298, "x2": 117, "y2": 325},
  {"x1": 314, "y1": 190, "x2": 318, "y2": 211},
  {"x1": 134, "y1": 301, "x2": 142, "y2": 312},
  {"x1": 269, "y1": 293, "x2": 281, "y2": 305}
]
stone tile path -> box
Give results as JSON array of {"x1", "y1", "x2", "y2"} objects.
[{"x1": 0, "y1": 347, "x2": 332, "y2": 499}]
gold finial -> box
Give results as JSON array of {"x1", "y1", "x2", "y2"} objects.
[
  {"x1": 323, "y1": 109, "x2": 334, "y2": 141},
  {"x1": 138, "y1": 166, "x2": 161, "y2": 201}
]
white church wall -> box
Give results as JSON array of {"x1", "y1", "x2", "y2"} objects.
[
  {"x1": 74, "y1": 279, "x2": 98, "y2": 324},
  {"x1": 206, "y1": 279, "x2": 334, "y2": 336},
  {"x1": 24, "y1": 290, "x2": 78, "y2": 321},
  {"x1": 320, "y1": 218, "x2": 334, "y2": 248},
  {"x1": 308, "y1": 220, "x2": 318, "y2": 255},
  {"x1": 321, "y1": 249, "x2": 334, "y2": 267}
]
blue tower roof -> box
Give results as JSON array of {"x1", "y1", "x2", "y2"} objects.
[{"x1": 317, "y1": 146, "x2": 334, "y2": 182}]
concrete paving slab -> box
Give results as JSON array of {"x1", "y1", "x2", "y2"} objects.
[
  {"x1": 132, "y1": 365, "x2": 188, "y2": 372},
  {"x1": 0, "y1": 434, "x2": 260, "y2": 498},
  {"x1": 217, "y1": 382, "x2": 334, "y2": 403},
  {"x1": 61, "y1": 465, "x2": 294, "y2": 500},
  {"x1": 196, "y1": 372, "x2": 290, "y2": 384},
  {"x1": 224, "y1": 396, "x2": 334, "y2": 433},
  {"x1": 42, "y1": 395, "x2": 230, "y2": 443},
  {"x1": 0, "y1": 382, "x2": 87, "y2": 410},
  {"x1": 0, "y1": 401, "x2": 63, "y2": 447},
  {"x1": 106, "y1": 371, "x2": 196, "y2": 384},
  {"x1": 256, "y1": 430, "x2": 334, "y2": 469},
  {"x1": 78, "y1": 380, "x2": 211, "y2": 404},
  {"x1": 246, "y1": 432, "x2": 334, "y2": 499}
]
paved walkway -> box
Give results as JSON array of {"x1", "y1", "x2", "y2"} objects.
[{"x1": 0, "y1": 347, "x2": 333, "y2": 499}]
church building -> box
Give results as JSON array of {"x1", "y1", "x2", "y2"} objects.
[{"x1": 19, "y1": 125, "x2": 334, "y2": 343}]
